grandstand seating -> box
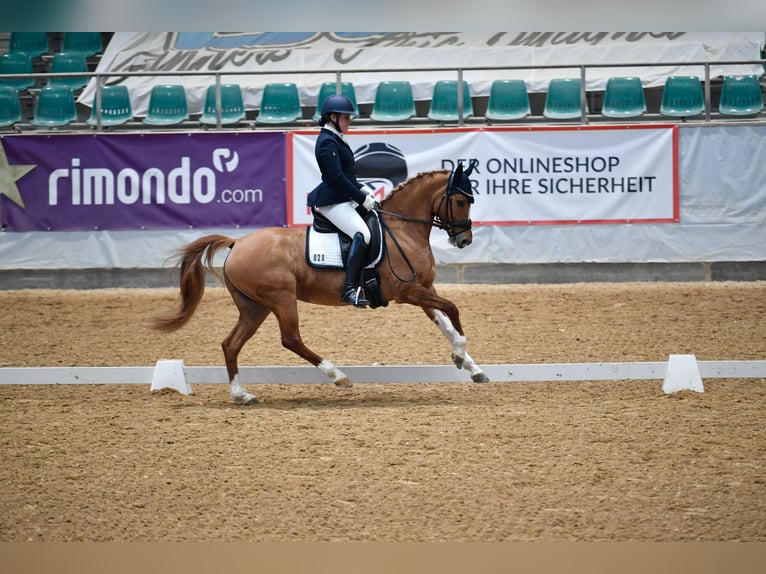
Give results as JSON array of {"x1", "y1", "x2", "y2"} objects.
[
  {"x1": 601, "y1": 76, "x2": 647, "y2": 118},
  {"x1": 256, "y1": 83, "x2": 302, "y2": 125},
  {"x1": 8, "y1": 32, "x2": 49, "y2": 59},
  {"x1": 142, "y1": 84, "x2": 189, "y2": 126},
  {"x1": 0, "y1": 52, "x2": 35, "y2": 91},
  {"x1": 0, "y1": 86, "x2": 22, "y2": 128},
  {"x1": 427, "y1": 80, "x2": 473, "y2": 122},
  {"x1": 719, "y1": 74, "x2": 764, "y2": 116},
  {"x1": 87, "y1": 85, "x2": 133, "y2": 127},
  {"x1": 31, "y1": 86, "x2": 77, "y2": 128},
  {"x1": 1, "y1": 31, "x2": 762, "y2": 130},
  {"x1": 61, "y1": 32, "x2": 103, "y2": 58},
  {"x1": 660, "y1": 75, "x2": 705, "y2": 118},
  {"x1": 47, "y1": 52, "x2": 88, "y2": 91},
  {"x1": 313, "y1": 81, "x2": 358, "y2": 122},
  {"x1": 370, "y1": 81, "x2": 416, "y2": 122},
  {"x1": 543, "y1": 78, "x2": 588, "y2": 120},
  {"x1": 200, "y1": 83, "x2": 246, "y2": 126},
  {"x1": 485, "y1": 79, "x2": 531, "y2": 122}
]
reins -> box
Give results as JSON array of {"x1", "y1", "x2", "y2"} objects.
[
  {"x1": 376, "y1": 183, "x2": 473, "y2": 233},
  {"x1": 377, "y1": 212, "x2": 418, "y2": 282},
  {"x1": 375, "y1": 179, "x2": 474, "y2": 283}
]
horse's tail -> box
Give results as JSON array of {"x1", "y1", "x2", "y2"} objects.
[{"x1": 150, "y1": 234, "x2": 235, "y2": 333}]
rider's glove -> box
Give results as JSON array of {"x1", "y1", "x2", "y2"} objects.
[{"x1": 362, "y1": 193, "x2": 376, "y2": 211}]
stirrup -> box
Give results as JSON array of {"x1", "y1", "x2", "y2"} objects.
[{"x1": 341, "y1": 286, "x2": 369, "y2": 308}]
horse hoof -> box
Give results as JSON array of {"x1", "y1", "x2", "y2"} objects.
[
  {"x1": 232, "y1": 393, "x2": 260, "y2": 405},
  {"x1": 451, "y1": 353, "x2": 465, "y2": 370},
  {"x1": 334, "y1": 378, "x2": 353, "y2": 388},
  {"x1": 472, "y1": 372, "x2": 490, "y2": 383}
]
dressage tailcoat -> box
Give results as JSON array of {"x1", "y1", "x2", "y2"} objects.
[{"x1": 306, "y1": 128, "x2": 367, "y2": 207}]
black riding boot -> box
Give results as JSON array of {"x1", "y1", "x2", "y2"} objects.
[{"x1": 341, "y1": 232, "x2": 370, "y2": 307}]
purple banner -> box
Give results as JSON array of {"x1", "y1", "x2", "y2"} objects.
[{"x1": 0, "y1": 132, "x2": 286, "y2": 231}]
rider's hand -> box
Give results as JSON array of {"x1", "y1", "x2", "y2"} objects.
[{"x1": 362, "y1": 194, "x2": 376, "y2": 211}]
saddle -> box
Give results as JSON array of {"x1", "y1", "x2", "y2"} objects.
[{"x1": 305, "y1": 207, "x2": 388, "y2": 308}]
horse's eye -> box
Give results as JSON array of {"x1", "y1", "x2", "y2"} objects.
[{"x1": 456, "y1": 199, "x2": 466, "y2": 208}]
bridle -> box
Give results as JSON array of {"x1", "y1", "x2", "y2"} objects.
[
  {"x1": 376, "y1": 166, "x2": 475, "y2": 282},
  {"x1": 433, "y1": 179, "x2": 474, "y2": 238},
  {"x1": 376, "y1": 173, "x2": 474, "y2": 239}
]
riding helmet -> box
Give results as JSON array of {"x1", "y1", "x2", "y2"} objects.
[{"x1": 319, "y1": 94, "x2": 357, "y2": 125}]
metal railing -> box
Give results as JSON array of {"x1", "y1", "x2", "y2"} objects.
[{"x1": 1, "y1": 58, "x2": 764, "y2": 130}]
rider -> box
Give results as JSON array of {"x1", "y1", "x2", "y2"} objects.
[{"x1": 307, "y1": 94, "x2": 377, "y2": 307}]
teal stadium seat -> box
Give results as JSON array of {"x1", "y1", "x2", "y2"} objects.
[
  {"x1": 660, "y1": 75, "x2": 705, "y2": 118},
  {"x1": 142, "y1": 84, "x2": 189, "y2": 126},
  {"x1": 31, "y1": 86, "x2": 77, "y2": 128},
  {"x1": 427, "y1": 80, "x2": 473, "y2": 122},
  {"x1": 256, "y1": 83, "x2": 302, "y2": 125},
  {"x1": 48, "y1": 52, "x2": 89, "y2": 91},
  {"x1": 0, "y1": 52, "x2": 35, "y2": 91},
  {"x1": 313, "y1": 82, "x2": 358, "y2": 122},
  {"x1": 543, "y1": 78, "x2": 588, "y2": 120},
  {"x1": 718, "y1": 74, "x2": 763, "y2": 116},
  {"x1": 87, "y1": 85, "x2": 133, "y2": 127},
  {"x1": 485, "y1": 79, "x2": 530, "y2": 122},
  {"x1": 0, "y1": 86, "x2": 23, "y2": 128},
  {"x1": 61, "y1": 32, "x2": 103, "y2": 58},
  {"x1": 199, "y1": 83, "x2": 246, "y2": 126},
  {"x1": 9, "y1": 32, "x2": 49, "y2": 59},
  {"x1": 370, "y1": 81, "x2": 416, "y2": 122},
  {"x1": 601, "y1": 76, "x2": 646, "y2": 118}
]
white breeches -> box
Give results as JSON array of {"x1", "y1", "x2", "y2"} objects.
[{"x1": 316, "y1": 201, "x2": 371, "y2": 244}]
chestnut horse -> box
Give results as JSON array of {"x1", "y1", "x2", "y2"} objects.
[{"x1": 151, "y1": 161, "x2": 488, "y2": 404}]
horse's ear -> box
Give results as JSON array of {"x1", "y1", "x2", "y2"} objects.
[
  {"x1": 465, "y1": 159, "x2": 478, "y2": 176},
  {"x1": 448, "y1": 161, "x2": 463, "y2": 191}
]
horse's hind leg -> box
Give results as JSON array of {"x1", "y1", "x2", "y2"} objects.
[
  {"x1": 427, "y1": 308, "x2": 489, "y2": 383},
  {"x1": 223, "y1": 290, "x2": 272, "y2": 405},
  {"x1": 271, "y1": 295, "x2": 353, "y2": 388}
]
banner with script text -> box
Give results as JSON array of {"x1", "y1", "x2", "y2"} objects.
[
  {"x1": 79, "y1": 32, "x2": 764, "y2": 116},
  {"x1": 0, "y1": 132, "x2": 285, "y2": 232},
  {"x1": 288, "y1": 125, "x2": 678, "y2": 226}
]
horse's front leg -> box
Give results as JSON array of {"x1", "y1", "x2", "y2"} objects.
[{"x1": 428, "y1": 308, "x2": 489, "y2": 383}]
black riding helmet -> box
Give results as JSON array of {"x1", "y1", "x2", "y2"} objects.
[{"x1": 318, "y1": 94, "x2": 357, "y2": 129}]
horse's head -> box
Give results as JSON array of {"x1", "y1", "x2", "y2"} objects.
[
  {"x1": 379, "y1": 162, "x2": 476, "y2": 248},
  {"x1": 439, "y1": 160, "x2": 476, "y2": 248}
]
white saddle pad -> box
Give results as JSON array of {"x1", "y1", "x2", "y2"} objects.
[
  {"x1": 306, "y1": 227, "x2": 384, "y2": 270},
  {"x1": 306, "y1": 228, "x2": 344, "y2": 269}
]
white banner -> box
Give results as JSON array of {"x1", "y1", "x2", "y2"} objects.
[
  {"x1": 288, "y1": 126, "x2": 678, "y2": 226},
  {"x1": 79, "y1": 32, "x2": 764, "y2": 116}
]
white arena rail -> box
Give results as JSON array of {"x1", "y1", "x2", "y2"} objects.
[{"x1": 1, "y1": 359, "x2": 765, "y2": 386}]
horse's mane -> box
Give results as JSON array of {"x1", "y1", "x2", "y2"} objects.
[{"x1": 383, "y1": 169, "x2": 449, "y2": 204}]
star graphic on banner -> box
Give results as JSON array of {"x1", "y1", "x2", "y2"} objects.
[{"x1": 0, "y1": 141, "x2": 37, "y2": 209}]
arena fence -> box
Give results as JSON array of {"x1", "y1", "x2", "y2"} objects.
[{"x1": 2, "y1": 357, "x2": 765, "y2": 395}]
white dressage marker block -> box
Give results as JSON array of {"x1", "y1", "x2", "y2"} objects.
[
  {"x1": 150, "y1": 360, "x2": 192, "y2": 395},
  {"x1": 663, "y1": 354, "x2": 704, "y2": 394}
]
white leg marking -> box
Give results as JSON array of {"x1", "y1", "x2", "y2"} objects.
[
  {"x1": 230, "y1": 373, "x2": 259, "y2": 404},
  {"x1": 318, "y1": 359, "x2": 352, "y2": 388},
  {"x1": 432, "y1": 310, "x2": 488, "y2": 382}
]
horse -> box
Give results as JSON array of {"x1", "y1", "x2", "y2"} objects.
[{"x1": 151, "y1": 161, "x2": 489, "y2": 404}]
